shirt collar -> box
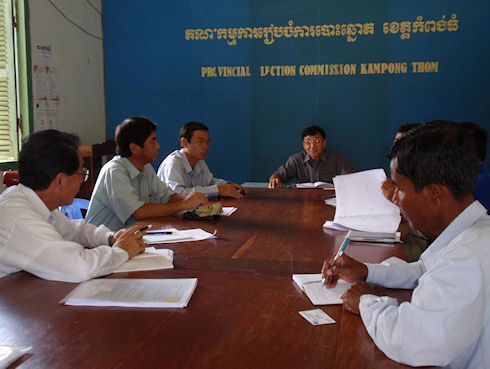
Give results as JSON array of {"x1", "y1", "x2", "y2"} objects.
[
  {"x1": 421, "y1": 200, "x2": 487, "y2": 260},
  {"x1": 302, "y1": 149, "x2": 327, "y2": 164},
  {"x1": 18, "y1": 183, "x2": 52, "y2": 220},
  {"x1": 178, "y1": 148, "x2": 202, "y2": 175},
  {"x1": 115, "y1": 156, "x2": 152, "y2": 180}
]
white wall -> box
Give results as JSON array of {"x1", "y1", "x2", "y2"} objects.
[{"x1": 29, "y1": 0, "x2": 106, "y2": 145}]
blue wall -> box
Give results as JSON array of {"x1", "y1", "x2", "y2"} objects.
[{"x1": 103, "y1": 0, "x2": 490, "y2": 183}]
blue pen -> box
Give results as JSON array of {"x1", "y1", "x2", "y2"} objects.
[
  {"x1": 322, "y1": 230, "x2": 351, "y2": 286},
  {"x1": 147, "y1": 231, "x2": 173, "y2": 235}
]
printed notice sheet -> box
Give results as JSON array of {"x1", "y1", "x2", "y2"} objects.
[{"x1": 61, "y1": 278, "x2": 198, "y2": 308}]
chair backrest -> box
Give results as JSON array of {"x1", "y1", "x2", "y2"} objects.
[
  {"x1": 3, "y1": 170, "x2": 19, "y2": 187},
  {"x1": 77, "y1": 139, "x2": 116, "y2": 199},
  {"x1": 60, "y1": 198, "x2": 90, "y2": 220}
]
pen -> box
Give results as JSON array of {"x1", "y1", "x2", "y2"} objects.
[
  {"x1": 320, "y1": 259, "x2": 327, "y2": 287},
  {"x1": 138, "y1": 225, "x2": 152, "y2": 232},
  {"x1": 147, "y1": 231, "x2": 173, "y2": 235},
  {"x1": 322, "y1": 231, "x2": 351, "y2": 286}
]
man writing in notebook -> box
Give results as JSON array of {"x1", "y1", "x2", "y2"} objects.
[
  {"x1": 323, "y1": 122, "x2": 490, "y2": 368},
  {"x1": 157, "y1": 121, "x2": 247, "y2": 198},
  {"x1": 268, "y1": 125, "x2": 353, "y2": 188},
  {"x1": 0, "y1": 130, "x2": 146, "y2": 282},
  {"x1": 86, "y1": 116, "x2": 208, "y2": 231}
]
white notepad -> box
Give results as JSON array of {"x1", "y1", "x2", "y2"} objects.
[
  {"x1": 61, "y1": 278, "x2": 198, "y2": 308},
  {"x1": 292, "y1": 274, "x2": 352, "y2": 305},
  {"x1": 113, "y1": 247, "x2": 174, "y2": 273}
]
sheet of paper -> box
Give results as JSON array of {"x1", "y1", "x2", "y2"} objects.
[
  {"x1": 299, "y1": 309, "x2": 336, "y2": 325},
  {"x1": 333, "y1": 169, "x2": 401, "y2": 233},
  {"x1": 302, "y1": 280, "x2": 351, "y2": 305},
  {"x1": 293, "y1": 274, "x2": 352, "y2": 305},
  {"x1": 143, "y1": 228, "x2": 215, "y2": 244},
  {"x1": 222, "y1": 207, "x2": 237, "y2": 216},
  {"x1": 113, "y1": 248, "x2": 174, "y2": 273},
  {"x1": 61, "y1": 278, "x2": 198, "y2": 308},
  {"x1": 0, "y1": 346, "x2": 31, "y2": 369}
]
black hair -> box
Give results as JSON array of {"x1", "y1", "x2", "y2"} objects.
[
  {"x1": 302, "y1": 125, "x2": 325, "y2": 139},
  {"x1": 460, "y1": 122, "x2": 487, "y2": 162},
  {"x1": 19, "y1": 129, "x2": 80, "y2": 191},
  {"x1": 179, "y1": 121, "x2": 208, "y2": 143},
  {"x1": 388, "y1": 120, "x2": 477, "y2": 200},
  {"x1": 115, "y1": 116, "x2": 156, "y2": 157},
  {"x1": 397, "y1": 123, "x2": 421, "y2": 135}
]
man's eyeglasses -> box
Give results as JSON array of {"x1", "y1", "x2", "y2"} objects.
[
  {"x1": 303, "y1": 139, "x2": 323, "y2": 146},
  {"x1": 191, "y1": 139, "x2": 211, "y2": 145},
  {"x1": 76, "y1": 167, "x2": 90, "y2": 182}
]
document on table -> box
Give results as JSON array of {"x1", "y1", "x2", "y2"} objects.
[
  {"x1": 292, "y1": 274, "x2": 352, "y2": 305},
  {"x1": 61, "y1": 278, "x2": 198, "y2": 308},
  {"x1": 113, "y1": 247, "x2": 174, "y2": 273},
  {"x1": 222, "y1": 207, "x2": 237, "y2": 216},
  {"x1": 296, "y1": 181, "x2": 334, "y2": 189},
  {"x1": 332, "y1": 169, "x2": 401, "y2": 233},
  {"x1": 143, "y1": 228, "x2": 215, "y2": 244},
  {"x1": 0, "y1": 346, "x2": 31, "y2": 369}
]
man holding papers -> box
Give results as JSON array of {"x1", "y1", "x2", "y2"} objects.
[
  {"x1": 0, "y1": 130, "x2": 146, "y2": 282},
  {"x1": 269, "y1": 125, "x2": 353, "y2": 188},
  {"x1": 86, "y1": 117, "x2": 208, "y2": 230},
  {"x1": 324, "y1": 122, "x2": 490, "y2": 369}
]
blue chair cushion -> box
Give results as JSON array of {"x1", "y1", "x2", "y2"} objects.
[{"x1": 60, "y1": 198, "x2": 90, "y2": 220}]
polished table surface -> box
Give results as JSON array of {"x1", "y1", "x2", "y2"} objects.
[{"x1": 0, "y1": 188, "x2": 431, "y2": 369}]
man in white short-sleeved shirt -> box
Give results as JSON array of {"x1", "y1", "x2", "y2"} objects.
[
  {"x1": 323, "y1": 121, "x2": 490, "y2": 369},
  {"x1": 86, "y1": 116, "x2": 208, "y2": 231},
  {"x1": 0, "y1": 129, "x2": 146, "y2": 282}
]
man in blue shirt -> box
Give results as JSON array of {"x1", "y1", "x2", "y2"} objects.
[{"x1": 86, "y1": 117, "x2": 208, "y2": 231}]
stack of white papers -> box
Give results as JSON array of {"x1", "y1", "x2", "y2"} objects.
[
  {"x1": 292, "y1": 274, "x2": 352, "y2": 305},
  {"x1": 143, "y1": 228, "x2": 215, "y2": 244},
  {"x1": 113, "y1": 247, "x2": 174, "y2": 273},
  {"x1": 323, "y1": 221, "x2": 400, "y2": 244},
  {"x1": 61, "y1": 278, "x2": 198, "y2": 308},
  {"x1": 331, "y1": 169, "x2": 401, "y2": 233}
]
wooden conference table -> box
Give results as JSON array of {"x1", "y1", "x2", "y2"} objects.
[{"x1": 0, "y1": 188, "x2": 431, "y2": 369}]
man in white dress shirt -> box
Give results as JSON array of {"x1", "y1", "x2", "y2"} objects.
[
  {"x1": 157, "y1": 121, "x2": 247, "y2": 198},
  {"x1": 323, "y1": 121, "x2": 490, "y2": 368},
  {"x1": 0, "y1": 130, "x2": 146, "y2": 282}
]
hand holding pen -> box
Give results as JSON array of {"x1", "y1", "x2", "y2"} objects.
[{"x1": 321, "y1": 231, "x2": 368, "y2": 288}]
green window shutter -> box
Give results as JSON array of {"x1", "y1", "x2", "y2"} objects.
[{"x1": 0, "y1": 0, "x2": 17, "y2": 162}]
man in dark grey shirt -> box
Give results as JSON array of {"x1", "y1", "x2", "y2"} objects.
[{"x1": 269, "y1": 125, "x2": 354, "y2": 188}]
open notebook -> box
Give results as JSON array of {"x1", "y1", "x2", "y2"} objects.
[{"x1": 293, "y1": 274, "x2": 352, "y2": 305}]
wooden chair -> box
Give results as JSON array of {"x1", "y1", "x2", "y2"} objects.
[{"x1": 77, "y1": 139, "x2": 116, "y2": 199}]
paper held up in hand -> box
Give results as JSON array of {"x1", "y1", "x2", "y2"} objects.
[
  {"x1": 292, "y1": 274, "x2": 352, "y2": 305},
  {"x1": 61, "y1": 278, "x2": 198, "y2": 308},
  {"x1": 113, "y1": 247, "x2": 174, "y2": 273},
  {"x1": 143, "y1": 228, "x2": 216, "y2": 244},
  {"x1": 330, "y1": 169, "x2": 401, "y2": 233}
]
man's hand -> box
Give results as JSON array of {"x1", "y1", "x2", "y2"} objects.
[
  {"x1": 218, "y1": 183, "x2": 248, "y2": 198},
  {"x1": 322, "y1": 253, "x2": 368, "y2": 288},
  {"x1": 341, "y1": 281, "x2": 378, "y2": 315},
  {"x1": 183, "y1": 191, "x2": 208, "y2": 209},
  {"x1": 112, "y1": 224, "x2": 146, "y2": 258},
  {"x1": 268, "y1": 174, "x2": 282, "y2": 189},
  {"x1": 381, "y1": 178, "x2": 396, "y2": 203}
]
